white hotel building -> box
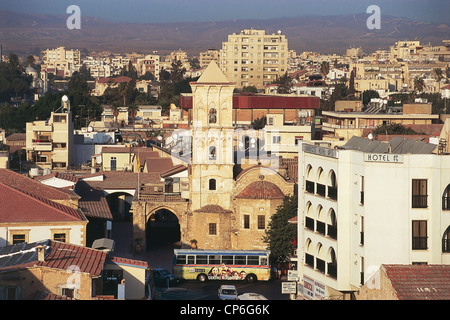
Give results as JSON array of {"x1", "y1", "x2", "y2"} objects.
[{"x1": 296, "y1": 136, "x2": 450, "y2": 300}]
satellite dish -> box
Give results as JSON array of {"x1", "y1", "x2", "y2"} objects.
[
  {"x1": 368, "y1": 133, "x2": 373, "y2": 140},
  {"x1": 88, "y1": 126, "x2": 93, "y2": 132},
  {"x1": 62, "y1": 95, "x2": 69, "y2": 102}
]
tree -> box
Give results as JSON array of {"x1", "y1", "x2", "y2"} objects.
[
  {"x1": 361, "y1": 89, "x2": 380, "y2": 106},
  {"x1": 433, "y1": 68, "x2": 443, "y2": 91},
  {"x1": 111, "y1": 101, "x2": 121, "y2": 124},
  {"x1": 274, "y1": 72, "x2": 293, "y2": 94},
  {"x1": 263, "y1": 194, "x2": 298, "y2": 264},
  {"x1": 127, "y1": 103, "x2": 139, "y2": 128},
  {"x1": 26, "y1": 55, "x2": 35, "y2": 67},
  {"x1": 251, "y1": 116, "x2": 266, "y2": 130},
  {"x1": 414, "y1": 77, "x2": 424, "y2": 93},
  {"x1": 348, "y1": 70, "x2": 355, "y2": 97},
  {"x1": 320, "y1": 61, "x2": 330, "y2": 81}
]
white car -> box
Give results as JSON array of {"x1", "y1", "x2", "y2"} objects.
[
  {"x1": 218, "y1": 285, "x2": 238, "y2": 300},
  {"x1": 237, "y1": 293, "x2": 268, "y2": 300}
]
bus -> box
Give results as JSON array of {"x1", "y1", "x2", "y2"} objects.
[{"x1": 172, "y1": 249, "x2": 271, "y2": 282}]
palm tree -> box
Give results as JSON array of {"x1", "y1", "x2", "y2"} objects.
[
  {"x1": 414, "y1": 77, "x2": 424, "y2": 93},
  {"x1": 434, "y1": 68, "x2": 443, "y2": 92},
  {"x1": 320, "y1": 61, "x2": 330, "y2": 82},
  {"x1": 111, "y1": 101, "x2": 120, "y2": 124},
  {"x1": 127, "y1": 103, "x2": 139, "y2": 130}
]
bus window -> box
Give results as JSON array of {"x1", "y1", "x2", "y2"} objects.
[
  {"x1": 222, "y1": 255, "x2": 234, "y2": 265},
  {"x1": 247, "y1": 256, "x2": 259, "y2": 266},
  {"x1": 176, "y1": 255, "x2": 186, "y2": 264},
  {"x1": 260, "y1": 257, "x2": 268, "y2": 266},
  {"x1": 187, "y1": 255, "x2": 195, "y2": 264},
  {"x1": 196, "y1": 255, "x2": 208, "y2": 265},
  {"x1": 235, "y1": 256, "x2": 246, "y2": 265},
  {"x1": 209, "y1": 255, "x2": 220, "y2": 264}
]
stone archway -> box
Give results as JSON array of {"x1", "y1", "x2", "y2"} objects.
[{"x1": 146, "y1": 207, "x2": 181, "y2": 249}]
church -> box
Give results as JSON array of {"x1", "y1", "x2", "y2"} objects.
[{"x1": 131, "y1": 62, "x2": 297, "y2": 251}]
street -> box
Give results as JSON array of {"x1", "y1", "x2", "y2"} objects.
[{"x1": 154, "y1": 278, "x2": 291, "y2": 300}]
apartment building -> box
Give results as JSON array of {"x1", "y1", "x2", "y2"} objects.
[
  {"x1": 219, "y1": 29, "x2": 289, "y2": 89},
  {"x1": 136, "y1": 54, "x2": 160, "y2": 80},
  {"x1": 41, "y1": 47, "x2": 81, "y2": 77},
  {"x1": 296, "y1": 136, "x2": 450, "y2": 300},
  {"x1": 199, "y1": 49, "x2": 220, "y2": 68},
  {"x1": 25, "y1": 96, "x2": 74, "y2": 171}
]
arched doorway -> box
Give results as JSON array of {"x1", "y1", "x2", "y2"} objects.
[
  {"x1": 146, "y1": 208, "x2": 181, "y2": 249},
  {"x1": 106, "y1": 192, "x2": 134, "y2": 221}
]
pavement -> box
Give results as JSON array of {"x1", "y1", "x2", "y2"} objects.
[{"x1": 110, "y1": 220, "x2": 175, "y2": 271}]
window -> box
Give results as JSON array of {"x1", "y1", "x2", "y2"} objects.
[
  {"x1": 412, "y1": 220, "x2": 427, "y2": 250},
  {"x1": 54, "y1": 233, "x2": 67, "y2": 242},
  {"x1": 209, "y1": 146, "x2": 216, "y2": 160},
  {"x1": 412, "y1": 179, "x2": 428, "y2": 208},
  {"x1": 442, "y1": 227, "x2": 450, "y2": 253},
  {"x1": 196, "y1": 255, "x2": 208, "y2": 264},
  {"x1": 6, "y1": 287, "x2": 18, "y2": 300},
  {"x1": 244, "y1": 215, "x2": 250, "y2": 229},
  {"x1": 209, "y1": 108, "x2": 217, "y2": 124},
  {"x1": 12, "y1": 234, "x2": 26, "y2": 244},
  {"x1": 176, "y1": 255, "x2": 186, "y2": 264},
  {"x1": 209, "y1": 179, "x2": 216, "y2": 191},
  {"x1": 209, "y1": 223, "x2": 217, "y2": 235},
  {"x1": 272, "y1": 136, "x2": 281, "y2": 144},
  {"x1": 258, "y1": 215, "x2": 265, "y2": 230},
  {"x1": 62, "y1": 288, "x2": 74, "y2": 298}
]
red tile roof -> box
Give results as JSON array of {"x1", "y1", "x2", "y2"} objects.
[
  {"x1": 236, "y1": 181, "x2": 285, "y2": 199},
  {"x1": 383, "y1": 264, "x2": 450, "y2": 300},
  {"x1": 0, "y1": 240, "x2": 107, "y2": 277},
  {"x1": 0, "y1": 169, "x2": 79, "y2": 201},
  {"x1": 106, "y1": 256, "x2": 149, "y2": 269},
  {"x1": 38, "y1": 241, "x2": 106, "y2": 276},
  {"x1": 194, "y1": 204, "x2": 233, "y2": 213},
  {"x1": 0, "y1": 182, "x2": 86, "y2": 223},
  {"x1": 97, "y1": 76, "x2": 132, "y2": 84},
  {"x1": 160, "y1": 164, "x2": 187, "y2": 178}
]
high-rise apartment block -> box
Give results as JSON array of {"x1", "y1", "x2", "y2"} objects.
[
  {"x1": 41, "y1": 47, "x2": 81, "y2": 77},
  {"x1": 219, "y1": 29, "x2": 289, "y2": 90}
]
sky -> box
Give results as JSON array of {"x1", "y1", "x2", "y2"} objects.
[{"x1": 0, "y1": 0, "x2": 449, "y2": 24}]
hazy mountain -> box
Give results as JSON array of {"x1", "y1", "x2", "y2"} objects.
[{"x1": 0, "y1": 10, "x2": 448, "y2": 56}]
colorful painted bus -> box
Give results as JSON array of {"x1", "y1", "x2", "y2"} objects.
[{"x1": 172, "y1": 249, "x2": 271, "y2": 282}]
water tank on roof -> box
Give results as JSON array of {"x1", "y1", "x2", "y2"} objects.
[
  {"x1": 29, "y1": 168, "x2": 39, "y2": 177},
  {"x1": 43, "y1": 168, "x2": 51, "y2": 175}
]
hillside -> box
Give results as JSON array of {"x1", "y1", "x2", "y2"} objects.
[{"x1": 0, "y1": 10, "x2": 448, "y2": 56}]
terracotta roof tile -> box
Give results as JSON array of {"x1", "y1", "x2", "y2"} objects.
[
  {"x1": 0, "y1": 169, "x2": 79, "y2": 201},
  {"x1": 236, "y1": 181, "x2": 285, "y2": 199},
  {"x1": 0, "y1": 182, "x2": 86, "y2": 223},
  {"x1": 383, "y1": 264, "x2": 450, "y2": 300},
  {"x1": 194, "y1": 204, "x2": 233, "y2": 213}
]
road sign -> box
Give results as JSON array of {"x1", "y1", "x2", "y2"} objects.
[{"x1": 282, "y1": 282, "x2": 297, "y2": 294}]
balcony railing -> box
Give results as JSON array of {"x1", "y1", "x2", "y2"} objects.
[
  {"x1": 305, "y1": 180, "x2": 315, "y2": 194},
  {"x1": 412, "y1": 195, "x2": 428, "y2": 208},
  {"x1": 327, "y1": 224, "x2": 337, "y2": 239},
  {"x1": 305, "y1": 253, "x2": 314, "y2": 268},
  {"x1": 328, "y1": 186, "x2": 337, "y2": 200},
  {"x1": 316, "y1": 221, "x2": 326, "y2": 235},
  {"x1": 443, "y1": 239, "x2": 450, "y2": 253},
  {"x1": 412, "y1": 236, "x2": 428, "y2": 250},
  {"x1": 305, "y1": 217, "x2": 314, "y2": 231},
  {"x1": 328, "y1": 263, "x2": 337, "y2": 279},
  {"x1": 316, "y1": 258, "x2": 325, "y2": 274},
  {"x1": 316, "y1": 183, "x2": 326, "y2": 197},
  {"x1": 443, "y1": 197, "x2": 450, "y2": 210}
]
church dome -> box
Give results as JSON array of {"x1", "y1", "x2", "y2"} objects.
[{"x1": 236, "y1": 181, "x2": 285, "y2": 199}]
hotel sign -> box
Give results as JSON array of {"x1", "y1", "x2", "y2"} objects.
[
  {"x1": 303, "y1": 144, "x2": 338, "y2": 159},
  {"x1": 364, "y1": 153, "x2": 403, "y2": 163}
]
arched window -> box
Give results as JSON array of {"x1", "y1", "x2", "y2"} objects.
[
  {"x1": 328, "y1": 170, "x2": 337, "y2": 200},
  {"x1": 209, "y1": 108, "x2": 217, "y2": 124},
  {"x1": 209, "y1": 179, "x2": 216, "y2": 191},
  {"x1": 327, "y1": 247, "x2": 337, "y2": 279},
  {"x1": 443, "y1": 184, "x2": 450, "y2": 210},
  {"x1": 209, "y1": 146, "x2": 216, "y2": 160},
  {"x1": 443, "y1": 226, "x2": 450, "y2": 253},
  {"x1": 327, "y1": 208, "x2": 337, "y2": 239}
]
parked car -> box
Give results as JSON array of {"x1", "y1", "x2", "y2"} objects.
[
  {"x1": 152, "y1": 268, "x2": 181, "y2": 287},
  {"x1": 237, "y1": 292, "x2": 268, "y2": 300},
  {"x1": 218, "y1": 285, "x2": 238, "y2": 300}
]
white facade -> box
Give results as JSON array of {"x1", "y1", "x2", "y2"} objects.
[{"x1": 297, "y1": 140, "x2": 450, "y2": 299}]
